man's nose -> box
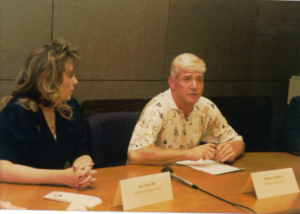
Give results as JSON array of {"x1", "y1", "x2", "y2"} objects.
[{"x1": 190, "y1": 79, "x2": 197, "y2": 89}]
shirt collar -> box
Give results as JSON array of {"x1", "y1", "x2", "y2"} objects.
[{"x1": 166, "y1": 88, "x2": 179, "y2": 110}]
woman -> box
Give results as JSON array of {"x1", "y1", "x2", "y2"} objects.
[{"x1": 0, "y1": 38, "x2": 96, "y2": 190}]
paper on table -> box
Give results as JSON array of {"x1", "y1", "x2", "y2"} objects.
[
  {"x1": 176, "y1": 159, "x2": 244, "y2": 175},
  {"x1": 44, "y1": 191, "x2": 102, "y2": 208},
  {"x1": 66, "y1": 197, "x2": 87, "y2": 211}
]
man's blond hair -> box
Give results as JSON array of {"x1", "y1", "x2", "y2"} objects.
[{"x1": 170, "y1": 53, "x2": 206, "y2": 79}]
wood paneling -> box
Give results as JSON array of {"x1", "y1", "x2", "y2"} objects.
[
  {"x1": 164, "y1": 0, "x2": 299, "y2": 81},
  {"x1": 164, "y1": 0, "x2": 261, "y2": 80},
  {"x1": 72, "y1": 80, "x2": 163, "y2": 104},
  {"x1": 1, "y1": 0, "x2": 299, "y2": 117},
  {"x1": 0, "y1": 81, "x2": 15, "y2": 107},
  {"x1": 252, "y1": 1, "x2": 300, "y2": 79},
  {"x1": 0, "y1": 0, "x2": 52, "y2": 79},
  {"x1": 52, "y1": 0, "x2": 169, "y2": 80}
]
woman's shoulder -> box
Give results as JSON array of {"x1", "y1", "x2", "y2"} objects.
[
  {"x1": 0, "y1": 98, "x2": 29, "y2": 129},
  {"x1": 1, "y1": 98, "x2": 27, "y2": 115}
]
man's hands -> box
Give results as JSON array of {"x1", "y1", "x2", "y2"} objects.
[
  {"x1": 62, "y1": 162, "x2": 97, "y2": 190},
  {"x1": 186, "y1": 141, "x2": 242, "y2": 163},
  {"x1": 128, "y1": 140, "x2": 244, "y2": 165},
  {"x1": 215, "y1": 142, "x2": 236, "y2": 162},
  {"x1": 186, "y1": 143, "x2": 217, "y2": 161},
  {"x1": 215, "y1": 140, "x2": 245, "y2": 163}
]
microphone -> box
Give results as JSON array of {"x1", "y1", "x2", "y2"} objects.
[
  {"x1": 161, "y1": 166, "x2": 198, "y2": 189},
  {"x1": 161, "y1": 166, "x2": 257, "y2": 214}
]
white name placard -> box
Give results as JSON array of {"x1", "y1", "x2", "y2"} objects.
[
  {"x1": 113, "y1": 172, "x2": 173, "y2": 211},
  {"x1": 241, "y1": 168, "x2": 300, "y2": 199}
]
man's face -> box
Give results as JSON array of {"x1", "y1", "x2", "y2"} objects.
[{"x1": 169, "y1": 70, "x2": 204, "y2": 108}]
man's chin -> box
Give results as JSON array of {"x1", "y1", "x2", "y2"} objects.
[
  {"x1": 190, "y1": 94, "x2": 201, "y2": 100},
  {"x1": 187, "y1": 97, "x2": 200, "y2": 105}
]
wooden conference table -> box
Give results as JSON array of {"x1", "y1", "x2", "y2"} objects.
[{"x1": 0, "y1": 152, "x2": 299, "y2": 213}]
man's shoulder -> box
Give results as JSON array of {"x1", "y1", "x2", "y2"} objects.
[
  {"x1": 289, "y1": 96, "x2": 300, "y2": 116},
  {"x1": 198, "y1": 96, "x2": 212, "y2": 103},
  {"x1": 144, "y1": 90, "x2": 171, "y2": 109},
  {"x1": 193, "y1": 96, "x2": 220, "y2": 118},
  {"x1": 196, "y1": 96, "x2": 216, "y2": 108},
  {"x1": 291, "y1": 96, "x2": 300, "y2": 106}
]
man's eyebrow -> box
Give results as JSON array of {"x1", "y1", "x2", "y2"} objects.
[{"x1": 183, "y1": 75, "x2": 203, "y2": 78}]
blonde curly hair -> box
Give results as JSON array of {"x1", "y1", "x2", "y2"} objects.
[{"x1": 2, "y1": 38, "x2": 80, "y2": 120}]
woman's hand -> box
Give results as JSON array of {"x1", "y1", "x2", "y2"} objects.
[
  {"x1": 73, "y1": 162, "x2": 94, "y2": 171},
  {"x1": 61, "y1": 165, "x2": 97, "y2": 190}
]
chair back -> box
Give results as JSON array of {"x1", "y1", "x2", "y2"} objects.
[
  {"x1": 87, "y1": 111, "x2": 141, "y2": 168},
  {"x1": 209, "y1": 96, "x2": 273, "y2": 152},
  {"x1": 82, "y1": 99, "x2": 150, "y2": 136}
]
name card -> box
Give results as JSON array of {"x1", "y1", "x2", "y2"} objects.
[
  {"x1": 241, "y1": 168, "x2": 300, "y2": 199},
  {"x1": 113, "y1": 172, "x2": 173, "y2": 210}
]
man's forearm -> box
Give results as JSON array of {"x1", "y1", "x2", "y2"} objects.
[
  {"x1": 127, "y1": 144, "x2": 216, "y2": 165},
  {"x1": 128, "y1": 146, "x2": 188, "y2": 165},
  {"x1": 231, "y1": 140, "x2": 245, "y2": 159}
]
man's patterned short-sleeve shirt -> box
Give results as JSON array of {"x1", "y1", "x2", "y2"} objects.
[{"x1": 128, "y1": 89, "x2": 243, "y2": 152}]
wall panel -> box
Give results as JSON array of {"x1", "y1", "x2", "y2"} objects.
[
  {"x1": 0, "y1": 0, "x2": 52, "y2": 79},
  {"x1": 53, "y1": 0, "x2": 169, "y2": 80},
  {"x1": 164, "y1": 0, "x2": 299, "y2": 81},
  {"x1": 252, "y1": 1, "x2": 300, "y2": 79},
  {"x1": 0, "y1": 0, "x2": 299, "y2": 118},
  {"x1": 0, "y1": 81, "x2": 15, "y2": 106},
  {"x1": 164, "y1": 0, "x2": 261, "y2": 80},
  {"x1": 73, "y1": 81, "x2": 163, "y2": 103}
]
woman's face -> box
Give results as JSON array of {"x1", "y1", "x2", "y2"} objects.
[{"x1": 60, "y1": 63, "x2": 78, "y2": 101}]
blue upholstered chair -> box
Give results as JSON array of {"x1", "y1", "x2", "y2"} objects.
[{"x1": 87, "y1": 111, "x2": 141, "y2": 168}]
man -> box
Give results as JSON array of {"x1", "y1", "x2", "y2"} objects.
[
  {"x1": 282, "y1": 96, "x2": 300, "y2": 154},
  {"x1": 128, "y1": 53, "x2": 245, "y2": 165}
]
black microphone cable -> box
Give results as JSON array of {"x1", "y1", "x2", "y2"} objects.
[{"x1": 162, "y1": 166, "x2": 257, "y2": 214}]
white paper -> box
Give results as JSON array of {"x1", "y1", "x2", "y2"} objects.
[
  {"x1": 66, "y1": 197, "x2": 87, "y2": 211},
  {"x1": 176, "y1": 159, "x2": 244, "y2": 175},
  {"x1": 44, "y1": 191, "x2": 102, "y2": 208}
]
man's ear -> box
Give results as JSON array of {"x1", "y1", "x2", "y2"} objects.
[{"x1": 168, "y1": 76, "x2": 175, "y2": 90}]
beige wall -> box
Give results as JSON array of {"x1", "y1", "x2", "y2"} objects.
[{"x1": 1, "y1": 0, "x2": 300, "y2": 115}]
